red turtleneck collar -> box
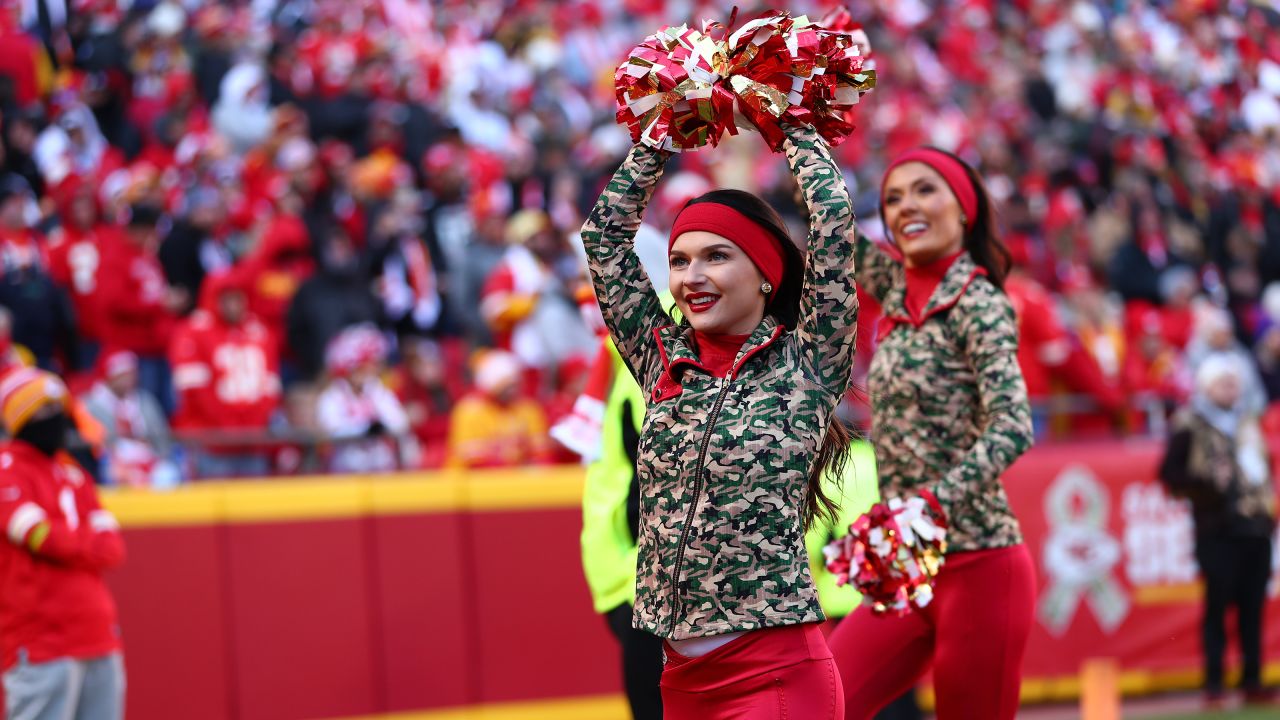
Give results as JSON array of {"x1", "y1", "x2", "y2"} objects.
[
  {"x1": 904, "y1": 250, "x2": 964, "y2": 324},
  {"x1": 693, "y1": 331, "x2": 751, "y2": 379}
]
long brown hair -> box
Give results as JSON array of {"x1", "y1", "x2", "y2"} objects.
[
  {"x1": 943, "y1": 149, "x2": 1012, "y2": 289},
  {"x1": 683, "y1": 190, "x2": 851, "y2": 530}
]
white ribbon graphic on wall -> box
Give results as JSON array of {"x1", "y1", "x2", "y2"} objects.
[{"x1": 1038, "y1": 464, "x2": 1130, "y2": 636}]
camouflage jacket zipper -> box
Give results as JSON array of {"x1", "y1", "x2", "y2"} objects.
[{"x1": 668, "y1": 373, "x2": 733, "y2": 634}]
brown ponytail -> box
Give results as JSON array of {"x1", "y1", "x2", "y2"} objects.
[{"x1": 806, "y1": 418, "x2": 852, "y2": 531}]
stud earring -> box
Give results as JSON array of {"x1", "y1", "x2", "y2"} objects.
[
  {"x1": 960, "y1": 213, "x2": 969, "y2": 227},
  {"x1": 760, "y1": 282, "x2": 773, "y2": 295}
]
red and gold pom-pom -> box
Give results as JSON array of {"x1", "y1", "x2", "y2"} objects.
[
  {"x1": 614, "y1": 10, "x2": 876, "y2": 153},
  {"x1": 823, "y1": 490, "x2": 948, "y2": 616}
]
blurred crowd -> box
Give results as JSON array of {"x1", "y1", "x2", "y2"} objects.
[{"x1": 1, "y1": 0, "x2": 1279, "y2": 484}]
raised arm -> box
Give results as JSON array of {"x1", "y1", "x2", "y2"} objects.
[
  {"x1": 783, "y1": 124, "x2": 858, "y2": 396},
  {"x1": 853, "y1": 231, "x2": 902, "y2": 304},
  {"x1": 581, "y1": 145, "x2": 670, "y2": 390},
  {"x1": 933, "y1": 285, "x2": 1034, "y2": 515}
]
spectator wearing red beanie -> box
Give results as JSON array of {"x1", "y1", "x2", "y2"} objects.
[{"x1": 0, "y1": 368, "x2": 126, "y2": 720}]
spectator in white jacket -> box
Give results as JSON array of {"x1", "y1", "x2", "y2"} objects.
[{"x1": 316, "y1": 324, "x2": 413, "y2": 473}]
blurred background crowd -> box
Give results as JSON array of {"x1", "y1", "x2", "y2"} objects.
[{"x1": 1, "y1": 0, "x2": 1279, "y2": 485}]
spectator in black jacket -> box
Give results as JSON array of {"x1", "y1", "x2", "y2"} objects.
[
  {"x1": 285, "y1": 226, "x2": 380, "y2": 382},
  {"x1": 1160, "y1": 354, "x2": 1278, "y2": 709},
  {"x1": 159, "y1": 186, "x2": 233, "y2": 315},
  {"x1": 0, "y1": 264, "x2": 77, "y2": 373}
]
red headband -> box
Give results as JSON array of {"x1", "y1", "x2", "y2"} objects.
[
  {"x1": 881, "y1": 148, "x2": 978, "y2": 228},
  {"x1": 669, "y1": 203, "x2": 785, "y2": 299}
]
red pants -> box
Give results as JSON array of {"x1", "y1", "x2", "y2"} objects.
[
  {"x1": 828, "y1": 544, "x2": 1036, "y2": 720},
  {"x1": 661, "y1": 624, "x2": 844, "y2": 719}
]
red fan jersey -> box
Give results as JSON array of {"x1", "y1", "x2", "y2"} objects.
[
  {"x1": 45, "y1": 224, "x2": 125, "y2": 343},
  {"x1": 168, "y1": 310, "x2": 281, "y2": 431},
  {"x1": 0, "y1": 442, "x2": 124, "y2": 671},
  {"x1": 97, "y1": 236, "x2": 175, "y2": 355}
]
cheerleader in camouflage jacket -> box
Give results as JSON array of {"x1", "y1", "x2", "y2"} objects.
[
  {"x1": 582, "y1": 124, "x2": 858, "y2": 719},
  {"x1": 827, "y1": 149, "x2": 1036, "y2": 720}
]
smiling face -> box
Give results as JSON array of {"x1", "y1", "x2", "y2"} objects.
[
  {"x1": 882, "y1": 162, "x2": 968, "y2": 268},
  {"x1": 668, "y1": 230, "x2": 767, "y2": 335}
]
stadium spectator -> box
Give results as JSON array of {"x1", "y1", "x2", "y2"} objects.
[
  {"x1": 480, "y1": 208, "x2": 594, "y2": 386},
  {"x1": 387, "y1": 337, "x2": 458, "y2": 469},
  {"x1": 1159, "y1": 354, "x2": 1278, "y2": 709},
  {"x1": 0, "y1": 368, "x2": 126, "y2": 720},
  {"x1": 0, "y1": 172, "x2": 42, "y2": 272},
  {"x1": 97, "y1": 203, "x2": 184, "y2": 409},
  {"x1": 44, "y1": 174, "x2": 125, "y2": 371},
  {"x1": 81, "y1": 349, "x2": 175, "y2": 487},
  {"x1": 366, "y1": 187, "x2": 447, "y2": 340},
  {"x1": 168, "y1": 271, "x2": 281, "y2": 479},
  {"x1": 1, "y1": 109, "x2": 46, "y2": 200},
  {"x1": 1185, "y1": 305, "x2": 1269, "y2": 416},
  {"x1": 446, "y1": 350, "x2": 550, "y2": 469},
  {"x1": 286, "y1": 225, "x2": 381, "y2": 382},
  {"x1": 0, "y1": 181, "x2": 76, "y2": 371},
  {"x1": 211, "y1": 60, "x2": 273, "y2": 155},
  {"x1": 452, "y1": 203, "x2": 508, "y2": 347},
  {"x1": 1006, "y1": 260, "x2": 1123, "y2": 437},
  {"x1": 235, "y1": 206, "x2": 315, "y2": 364},
  {"x1": 1123, "y1": 304, "x2": 1192, "y2": 410},
  {"x1": 158, "y1": 185, "x2": 233, "y2": 316},
  {"x1": 33, "y1": 103, "x2": 124, "y2": 189},
  {"x1": 0, "y1": 3, "x2": 51, "y2": 108},
  {"x1": 316, "y1": 324, "x2": 412, "y2": 473}
]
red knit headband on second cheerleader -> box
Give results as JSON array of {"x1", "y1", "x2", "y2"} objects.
[
  {"x1": 669, "y1": 203, "x2": 785, "y2": 300},
  {"x1": 881, "y1": 148, "x2": 979, "y2": 228}
]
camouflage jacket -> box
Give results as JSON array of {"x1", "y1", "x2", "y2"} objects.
[
  {"x1": 856, "y1": 239, "x2": 1034, "y2": 551},
  {"x1": 581, "y1": 125, "x2": 858, "y2": 639},
  {"x1": 1159, "y1": 409, "x2": 1276, "y2": 539}
]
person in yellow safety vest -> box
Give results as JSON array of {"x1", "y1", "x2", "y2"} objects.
[
  {"x1": 580, "y1": 337, "x2": 662, "y2": 720},
  {"x1": 806, "y1": 440, "x2": 879, "y2": 619},
  {"x1": 581, "y1": 327, "x2": 886, "y2": 719}
]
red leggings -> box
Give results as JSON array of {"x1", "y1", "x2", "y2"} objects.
[
  {"x1": 828, "y1": 544, "x2": 1037, "y2": 720},
  {"x1": 661, "y1": 623, "x2": 844, "y2": 719}
]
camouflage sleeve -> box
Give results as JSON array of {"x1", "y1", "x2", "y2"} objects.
[
  {"x1": 854, "y1": 232, "x2": 902, "y2": 304},
  {"x1": 783, "y1": 124, "x2": 859, "y2": 398},
  {"x1": 581, "y1": 145, "x2": 670, "y2": 390},
  {"x1": 934, "y1": 283, "x2": 1035, "y2": 515}
]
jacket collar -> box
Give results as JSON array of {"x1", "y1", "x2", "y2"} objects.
[
  {"x1": 655, "y1": 315, "x2": 784, "y2": 382},
  {"x1": 882, "y1": 251, "x2": 986, "y2": 327}
]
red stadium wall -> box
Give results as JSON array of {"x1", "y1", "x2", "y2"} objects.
[
  {"x1": 72, "y1": 444, "x2": 1280, "y2": 719},
  {"x1": 98, "y1": 472, "x2": 620, "y2": 720}
]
